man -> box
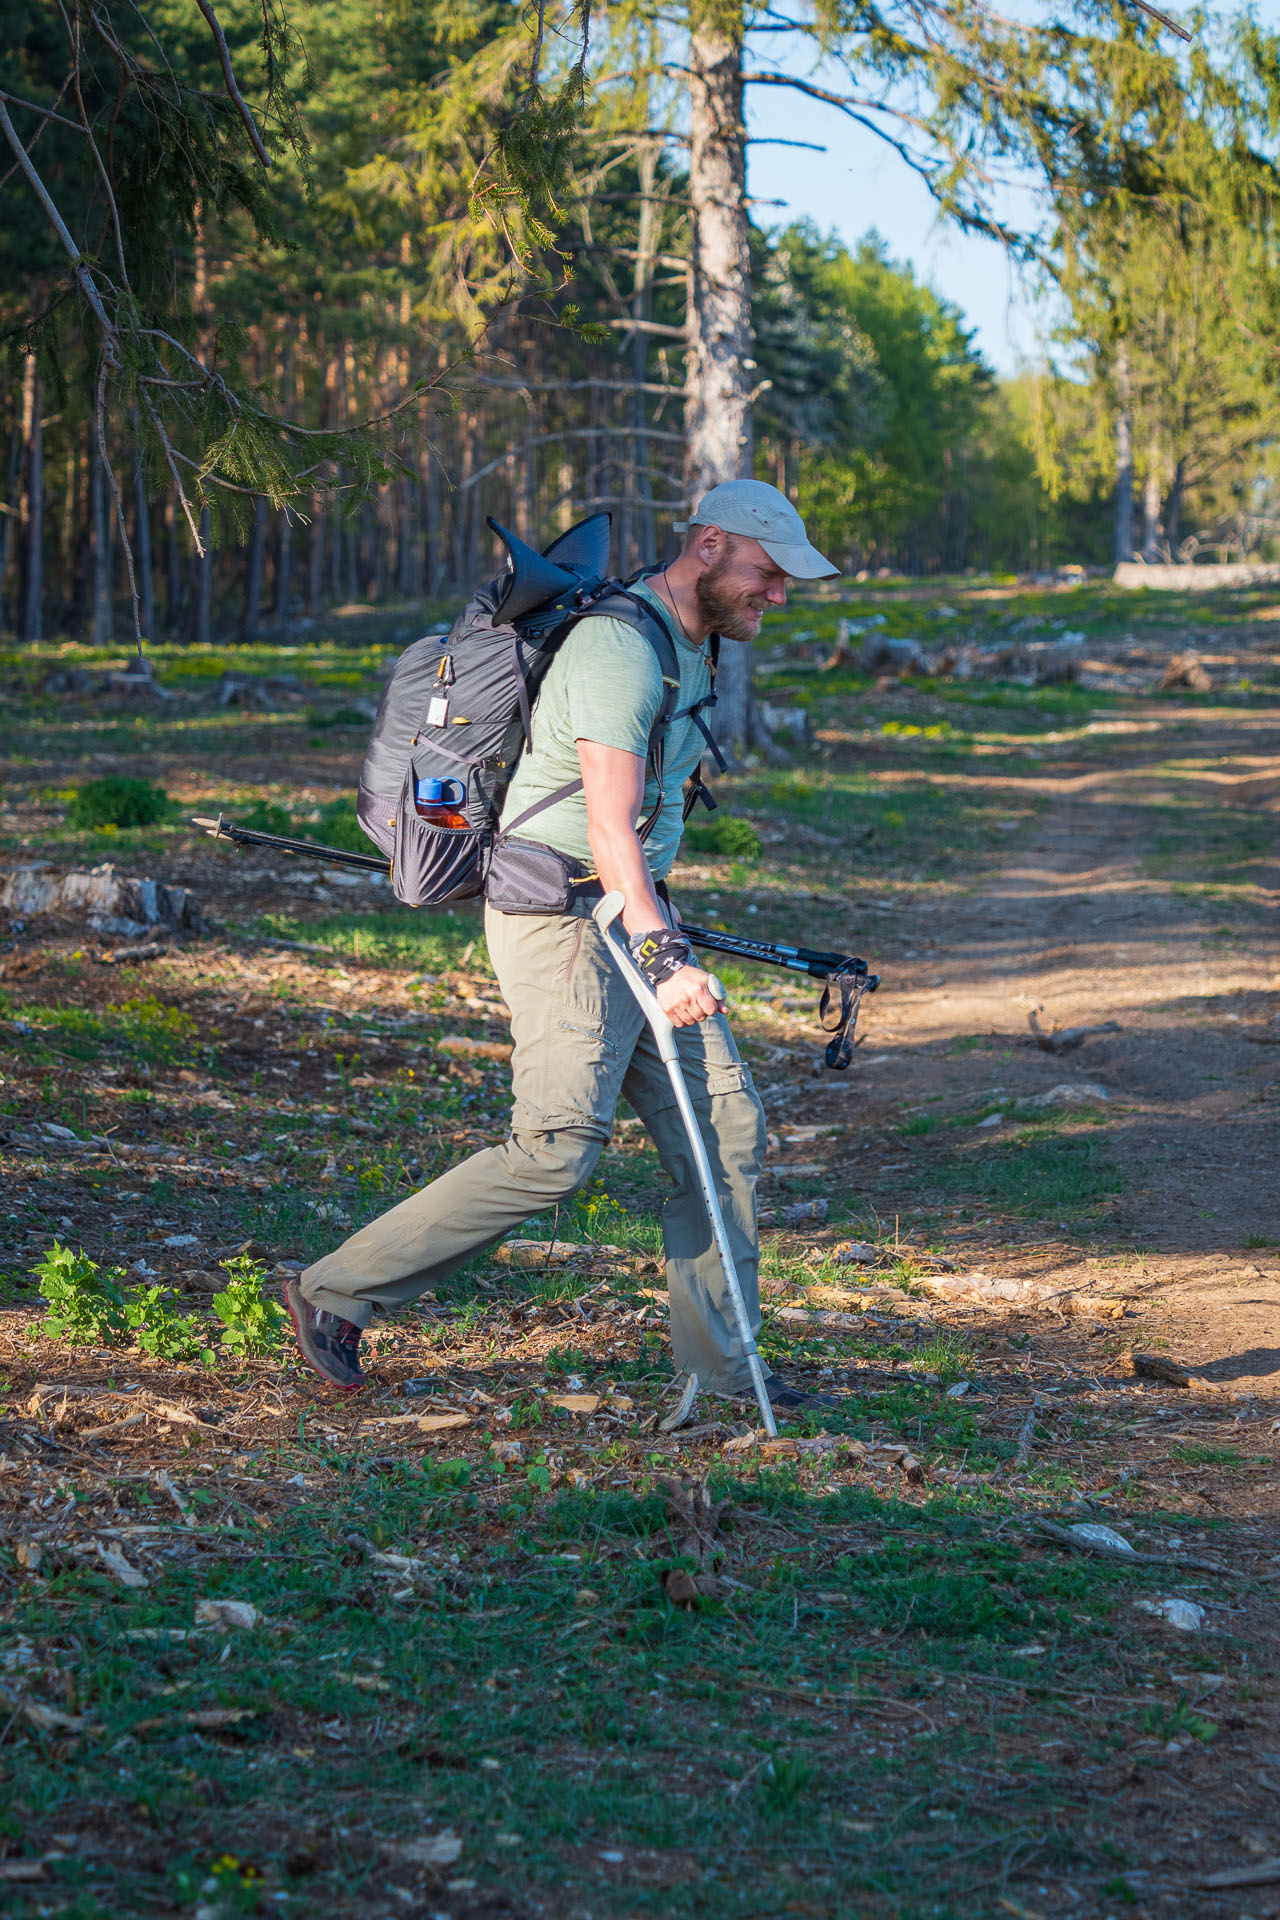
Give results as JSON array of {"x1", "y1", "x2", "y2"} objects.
[{"x1": 284, "y1": 479, "x2": 839, "y2": 1413}]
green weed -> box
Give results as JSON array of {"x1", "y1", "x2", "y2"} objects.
[
  {"x1": 912, "y1": 1332, "x2": 977, "y2": 1385},
  {"x1": 1169, "y1": 1443, "x2": 1243, "y2": 1466},
  {"x1": 682, "y1": 814, "x2": 763, "y2": 859},
  {"x1": 238, "y1": 800, "x2": 293, "y2": 836},
  {"x1": 32, "y1": 1243, "x2": 211, "y2": 1361},
  {"x1": 32, "y1": 1242, "x2": 126, "y2": 1344},
  {"x1": 122, "y1": 1284, "x2": 213, "y2": 1364},
  {"x1": 211, "y1": 1257, "x2": 287, "y2": 1357},
  {"x1": 66, "y1": 775, "x2": 169, "y2": 829}
]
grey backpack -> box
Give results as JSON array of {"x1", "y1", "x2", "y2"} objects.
[{"x1": 356, "y1": 516, "x2": 721, "y2": 907}]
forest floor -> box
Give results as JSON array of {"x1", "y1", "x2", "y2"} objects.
[{"x1": 0, "y1": 578, "x2": 1278, "y2": 1920}]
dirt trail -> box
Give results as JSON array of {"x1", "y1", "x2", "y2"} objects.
[{"x1": 841, "y1": 701, "x2": 1280, "y2": 1398}]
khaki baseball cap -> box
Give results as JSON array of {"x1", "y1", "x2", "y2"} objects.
[{"x1": 674, "y1": 479, "x2": 839, "y2": 580}]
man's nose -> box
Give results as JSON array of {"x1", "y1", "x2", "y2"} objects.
[{"x1": 768, "y1": 579, "x2": 788, "y2": 606}]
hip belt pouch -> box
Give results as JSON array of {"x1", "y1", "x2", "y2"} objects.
[{"x1": 485, "y1": 834, "x2": 588, "y2": 914}]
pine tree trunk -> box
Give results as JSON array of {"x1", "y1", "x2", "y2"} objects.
[
  {"x1": 1113, "y1": 348, "x2": 1134, "y2": 567},
  {"x1": 629, "y1": 143, "x2": 659, "y2": 571},
  {"x1": 307, "y1": 495, "x2": 325, "y2": 616},
  {"x1": 1141, "y1": 437, "x2": 1162, "y2": 562},
  {"x1": 131, "y1": 414, "x2": 155, "y2": 644},
  {"x1": 194, "y1": 507, "x2": 212, "y2": 645},
  {"x1": 275, "y1": 508, "x2": 292, "y2": 618},
  {"x1": 20, "y1": 356, "x2": 43, "y2": 642},
  {"x1": 0, "y1": 413, "x2": 21, "y2": 622},
  {"x1": 685, "y1": 0, "x2": 753, "y2": 757},
  {"x1": 1165, "y1": 456, "x2": 1185, "y2": 560},
  {"x1": 423, "y1": 449, "x2": 442, "y2": 594},
  {"x1": 164, "y1": 490, "x2": 182, "y2": 631},
  {"x1": 90, "y1": 428, "x2": 113, "y2": 644},
  {"x1": 242, "y1": 494, "x2": 265, "y2": 638}
]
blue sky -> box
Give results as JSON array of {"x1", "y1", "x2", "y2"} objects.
[
  {"x1": 740, "y1": 7, "x2": 1269, "y2": 376},
  {"x1": 745, "y1": 75, "x2": 1044, "y2": 375}
]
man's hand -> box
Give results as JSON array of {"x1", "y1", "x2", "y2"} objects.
[{"x1": 656, "y1": 963, "x2": 723, "y2": 1027}]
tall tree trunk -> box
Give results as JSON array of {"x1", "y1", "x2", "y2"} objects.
[
  {"x1": 0, "y1": 409, "x2": 21, "y2": 622},
  {"x1": 1141, "y1": 433, "x2": 1162, "y2": 562},
  {"x1": 90, "y1": 427, "x2": 113, "y2": 644},
  {"x1": 1113, "y1": 347, "x2": 1134, "y2": 567},
  {"x1": 131, "y1": 414, "x2": 155, "y2": 643},
  {"x1": 194, "y1": 506, "x2": 212, "y2": 645},
  {"x1": 275, "y1": 508, "x2": 292, "y2": 618},
  {"x1": 164, "y1": 489, "x2": 182, "y2": 631},
  {"x1": 629, "y1": 143, "x2": 659, "y2": 571},
  {"x1": 242, "y1": 494, "x2": 266, "y2": 639},
  {"x1": 307, "y1": 493, "x2": 325, "y2": 616},
  {"x1": 685, "y1": 0, "x2": 753, "y2": 757},
  {"x1": 423, "y1": 449, "x2": 442, "y2": 594},
  {"x1": 19, "y1": 356, "x2": 43, "y2": 642},
  {"x1": 1165, "y1": 456, "x2": 1186, "y2": 559}
]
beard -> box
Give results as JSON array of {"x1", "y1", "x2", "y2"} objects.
[{"x1": 693, "y1": 552, "x2": 766, "y2": 643}]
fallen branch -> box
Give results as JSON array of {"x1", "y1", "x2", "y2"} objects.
[
  {"x1": 1011, "y1": 1396, "x2": 1040, "y2": 1471},
  {"x1": 1027, "y1": 1009, "x2": 1121, "y2": 1054},
  {"x1": 1033, "y1": 1519, "x2": 1228, "y2": 1575}
]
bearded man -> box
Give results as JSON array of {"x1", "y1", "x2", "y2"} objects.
[{"x1": 284, "y1": 479, "x2": 840, "y2": 1413}]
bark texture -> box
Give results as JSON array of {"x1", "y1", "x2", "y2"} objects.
[
  {"x1": 1113, "y1": 348, "x2": 1134, "y2": 567},
  {"x1": 685, "y1": 0, "x2": 754, "y2": 758}
]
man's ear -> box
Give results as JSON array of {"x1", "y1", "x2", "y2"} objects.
[{"x1": 693, "y1": 523, "x2": 726, "y2": 566}]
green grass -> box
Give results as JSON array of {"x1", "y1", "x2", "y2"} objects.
[
  {"x1": 244, "y1": 906, "x2": 488, "y2": 973},
  {"x1": 933, "y1": 1130, "x2": 1126, "y2": 1218},
  {"x1": 1169, "y1": 1443, "x2": 1244, "y2": 1467},
  {"x1": 2, "y1": 1471, "x2": 1211, "y2": 1918},
  {"x1": 4, "y1": 993, "x2": 201, "y2": 1069}
]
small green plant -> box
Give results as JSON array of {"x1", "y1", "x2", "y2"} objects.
[
  {"x1": 123, "y1": 1284, "x2": 212, "y2": 1364},
  {"x1": 682, "y1": 813, "x2": 762, "y2": 859},
  {"x1": 66, "y1": 777, "x2": 169, "y2": 830},
  {"x1": 212, "y1": 1256, "x2": 287, "y2": 1356},
  {"x1": 33, "y1": 1242, "x2": 126, "y2": 1343},
  {"x1": 239, "y1": 800, "x2": 294, "y2": 836},
  {"x1": 33, "y1": 1243, "x2": 216, "y2": 1359},
  {"x1": 525, "y1": 1451, "x2": 553, "y2": 1494}
]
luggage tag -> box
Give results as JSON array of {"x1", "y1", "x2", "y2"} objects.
[{"x1": 426, "y1": 654, "x2": 454, "y2": 727}]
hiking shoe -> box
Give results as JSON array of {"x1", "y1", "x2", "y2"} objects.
[
  {"x1": 283, "y1": 1277, "x2": 366, "y2": 1392},
  {"x1": 767, "y1": 1378, "x2": 838, "y2": 1413}
]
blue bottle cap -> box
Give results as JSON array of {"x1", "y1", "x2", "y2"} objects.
[{"x1": 416, "y1": 777, "x2": 444, "y2": 803}]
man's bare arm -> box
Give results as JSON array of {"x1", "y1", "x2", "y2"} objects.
[{"x1": 577, "y1": 738, "x2": 721, "y2": 1027}]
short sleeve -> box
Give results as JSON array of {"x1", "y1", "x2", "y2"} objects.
[{"x1": 560, "y1": 617, "x2": 664, "y2": 759}]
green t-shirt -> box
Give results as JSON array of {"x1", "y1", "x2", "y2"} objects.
[{"x1": 499, "y1": 578, "x2": 713, "y2": 880}]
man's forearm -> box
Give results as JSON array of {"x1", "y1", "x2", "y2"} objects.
[{"x1": 586, "y1": 818, "x2": 666, "y2": 936}]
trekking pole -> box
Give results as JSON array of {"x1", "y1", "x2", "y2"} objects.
[{"x1": 592, "y1": 890, "x2": 778, "y2": 1438}]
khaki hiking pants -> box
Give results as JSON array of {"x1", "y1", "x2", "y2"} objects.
[{"x1": 299, "y1": 901, "x2": 771, "y2": 1397}]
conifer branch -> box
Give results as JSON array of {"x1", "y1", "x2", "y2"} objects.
[
  {"x1": 0, "y1": 97, "x2": 116, "y2": 336},
  {"x1": 191, "y1": 0, "x2": 273, "y2": 167}
]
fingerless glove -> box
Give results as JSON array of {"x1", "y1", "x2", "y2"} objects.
[{"x1": 627, "y1": 926, "x2": 693, "y2": 988}]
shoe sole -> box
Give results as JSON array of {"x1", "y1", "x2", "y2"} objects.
[{"x1": 282, "y1": 1279, "x2": 366, "y2": 1394}]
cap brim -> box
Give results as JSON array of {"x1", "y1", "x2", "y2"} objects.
[{"x1": 759, "y1": 536, "x2": 841, "y2": 581}]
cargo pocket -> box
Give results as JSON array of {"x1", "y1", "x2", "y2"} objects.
[
  {"x1": 705, "y1": 1060, "x2": 754, "y2": 1098},
  {"x1": 392, "y1": 809, "x2": 486, "y2": 905}
]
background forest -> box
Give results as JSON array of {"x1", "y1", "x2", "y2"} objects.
[{"x1": 4, "y1": 0, "x2": 1280, "y2": 649}]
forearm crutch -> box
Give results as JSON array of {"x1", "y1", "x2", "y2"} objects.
[{"x1": 592, "y1": 890, "x2": 778, "y2": 1438}]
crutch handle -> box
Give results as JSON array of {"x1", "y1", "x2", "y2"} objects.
[{"x1": 592, "y1": 891, "x2": 678, "y2": 1061}]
